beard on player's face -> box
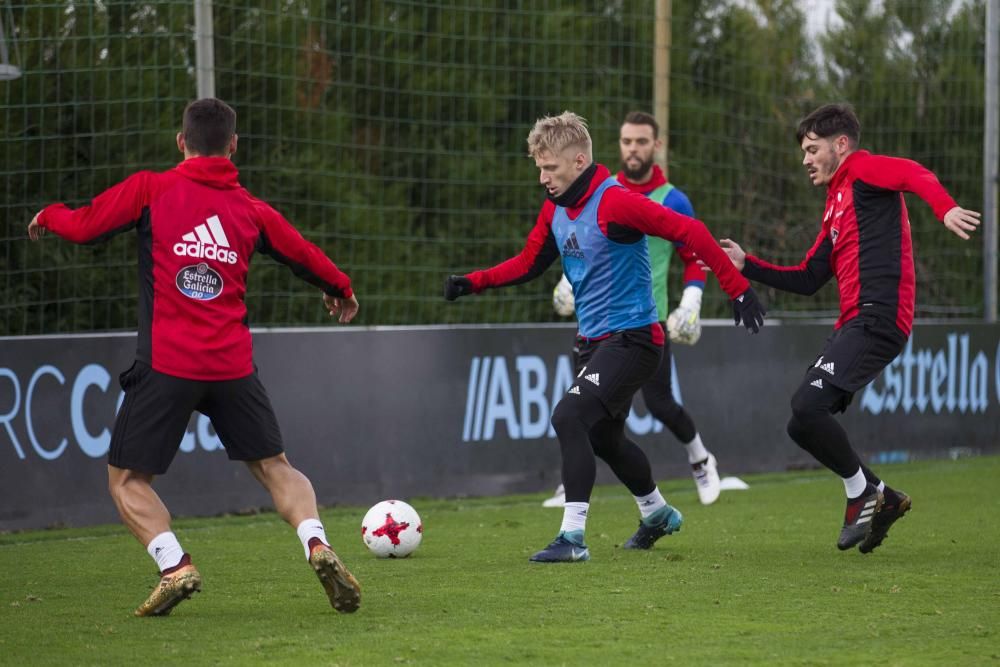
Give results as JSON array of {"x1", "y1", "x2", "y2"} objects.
[{"x1": 621, "y1": 154, "x2": 654, "y2": 182}]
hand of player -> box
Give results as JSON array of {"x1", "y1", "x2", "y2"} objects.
[
  {"x1": 943, "y1": 206, "x2": 981, "y2": 240},
  {"x1": 444, "y1": 275, "x2": 473, "y2": 301},
  {"x1": 552, "y1": 273, "x2": 575, "y2": 317},
  {"x1": 27, "y1": 212, "x2": 46, "y2": 241},
  {"x1": 732, "y1": 287, "x2": 765, "y2": 334},
  {"x1": 667, "y1": 304, "x2": 701, "y2": 345},
  {"x1": 719, "y1": 238, "x2": 745, "y2": 271},
  {"x1": 666, "y1": 285, "x2": 703, "y2": 345},
  {"x1": 323, "y1": 292, "x2": 359, "y2": 323}
]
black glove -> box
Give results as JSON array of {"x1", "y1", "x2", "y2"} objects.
[
  {"x1": 732, "y1": 287, "x2": 765, "y2": 334},
  {"x1": 444, "y1": 275, "x2": 474, "y2": 301}
]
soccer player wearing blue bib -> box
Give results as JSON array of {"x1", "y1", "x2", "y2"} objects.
[
  {"x1": 444, "y1": 112, "x2": 765, "y2": 562},
  {"x1": 546, "y1": 111, "x2": 724, "y2": 510}
]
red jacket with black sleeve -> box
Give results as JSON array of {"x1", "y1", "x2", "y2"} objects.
[
  {"x1": 37, "y1": 157, "x2": 352, "y2": 380},
  {"x1": 742, "y1": 150, "x2": 958, "y2": 336},
  {"x1": 465, "y1": 164, "x2": 749, "y2": 299}
]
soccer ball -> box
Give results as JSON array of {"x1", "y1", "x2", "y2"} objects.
[
  {"x1": 361, "y1": 499, "x2": 423, "y2": 558},
  {"x1": 552, "y1": 274, "x2": 575, "y2": 317}
]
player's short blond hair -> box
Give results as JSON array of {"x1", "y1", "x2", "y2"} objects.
[{"x1": 526, "y1": 111, "x2": 593, "y2": 160}]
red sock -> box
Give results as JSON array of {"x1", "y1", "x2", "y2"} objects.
[{"x1": 161, "y1": 553, "x2": 192, "y2": 576}]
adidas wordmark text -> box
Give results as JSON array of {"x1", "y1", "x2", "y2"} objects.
[{"x1": 173, "y1": 215, "x2": 238, "y2": 264}]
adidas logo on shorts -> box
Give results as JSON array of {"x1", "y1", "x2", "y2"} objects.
[
  {"x1": 810, "y1": 378, "x2": 824, "y2": 389},
  {"x1": 568, "y1": 386, "x2": 581, "y2": 395},
  {"x1": 174, "y1": 215, "x2": 238, "y2": 264},
  {"x1": 584, "y1": 373, "x2": 600, "y2": 386},
  {"x1": 819, "y1": 361, "x2": 835, "y2": 375}
]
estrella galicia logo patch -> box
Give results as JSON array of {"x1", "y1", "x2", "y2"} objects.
[{"x1": 176, "y1": 262, "x2": 224, "y2": 301}]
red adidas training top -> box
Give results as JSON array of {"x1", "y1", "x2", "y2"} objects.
[
  {"x1": 38, "y1": 157, "x2": 352, "y2": 381},
  {"x1": 743, "y1": 150, "x2": 958, "y2": 336}
]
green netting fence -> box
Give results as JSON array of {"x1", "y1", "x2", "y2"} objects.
[{"x1": 0, "y1": 0, "x2": 990, "y2": 335}]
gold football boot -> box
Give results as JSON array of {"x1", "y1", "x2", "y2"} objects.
[
  {"x1": 309, "y1": 546, "x2": 361, "y2": 613},
  {"x1": 134, "y1": 564, "x2": 202, "y2": 617}
]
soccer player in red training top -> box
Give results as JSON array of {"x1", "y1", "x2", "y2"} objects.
[
  {"x1": 721, "y1": 103, "x2": 981, "y2": 553},
  {"x1": 444, "y1": 112, "x2": 766, "y2": 563},
  {"x1": 27, "y1": 98, "x2": 363, "y2": 615}
]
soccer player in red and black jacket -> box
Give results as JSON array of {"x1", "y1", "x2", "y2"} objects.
[
  {"x1": 721, "y1": 103, "x2": 981, "y2": 554},
  {"x1": 444, "y1": 111, "x2": 766, "y2": 563},
  {"x1": 28, "y1": 98, "x2": 362, "y2": 615}
]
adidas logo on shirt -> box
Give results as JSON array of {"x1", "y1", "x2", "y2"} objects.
[
  {"x1": 562, "y1": 232, "x2": 584, "y2": 259},
  {"x1": 174, "y1": 215, "x2": 238, "y2": 264},
  {"x1": 810, "y1": 378, "x2": 824, "y2": 389},
  {"x1": 584, "y1": 373, "x2": 600, "y2": 386},
  {"x1": 819, "y1": 361, "x2": 835, "y2": 375}
]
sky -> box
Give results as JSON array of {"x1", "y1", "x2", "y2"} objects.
[{"x1": 801, "y1": 0, "x2": 842, "y2": 36}]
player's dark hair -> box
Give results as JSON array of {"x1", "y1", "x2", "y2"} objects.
[
  {"x1": 796, "y1": 103, "x2": 860, "y2": 147},
  {"x1": 622, "y1": 111, "x2": 659, "y2": 139},
  {"x1": 182, "y1": 98, "x2": 237, "y2": 156}
]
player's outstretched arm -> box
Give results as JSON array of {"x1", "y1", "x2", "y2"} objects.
[
  {"x1": 323, "y1": 292, "x2": 359, "y2": 323},
  {"x1": 27, "y1": 172, "x2": 153, "y2": 244},
  {"x1": 254, "y1": 199, "x2": 353, "y2": 299},
  {"x1": 722, "y1": 230, "x2": 833, "y2": 297},
  {"x1": 445, "y1": 202, "x2": 560, "y2": 301},
  {"x1": 943, "y1": 206, "x2": 982, "y2": 241},
  {"x1": 605, "y1": 191, "x2": 748, "y2": 298}
]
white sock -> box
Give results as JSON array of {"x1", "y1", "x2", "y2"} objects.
[
  {"x1": 296, "y1": 518, "x2": 328, "y2": 560},
  {"x1": 684, "y1": 433, "x2": 710, "y2": 464},
  {"x1": 146, "y1": 531, "x2": 185, "y2": 572},
  {"x1": 560, "y1": 502, "x2": 589, "y2": 534},
  {"x1": 843, "y1": 468, "x2": 868, "y2": 499},
  {"x1": 634, "y1": 488, "x2": 668, "y2": 519}
]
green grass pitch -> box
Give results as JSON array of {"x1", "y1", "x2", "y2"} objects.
[{"x1": 1, "y1": 457, "x2": 998, "y2": 665}]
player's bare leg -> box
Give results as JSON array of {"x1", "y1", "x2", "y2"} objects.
[
  {"x1": 246, "y1": 453, "x2": 320, "y2": 527},
  {"x1": 108, "y1": 466, "x2": 202, "y2": 616},
  {"x1": 107, "y1": 466, "x2": 171, "y2": 544},
  {"x1": 246, "y1": 454, "x2": 361, "y2": 613}
]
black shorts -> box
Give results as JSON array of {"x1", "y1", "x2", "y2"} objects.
[
  {"x1": 570, "y1": 327, "x2": 663, "y2": 420},
  {"x1": 806, "y1": 312, "x2": 907, "y2": 394},
  {"x1": 640, "y1": 332, "x2": 678, "y2": 406},
  {"x1": 108, "y1": 361, "x2": 284, "y2": 475}
]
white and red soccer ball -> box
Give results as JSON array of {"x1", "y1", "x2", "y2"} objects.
[{"x1": 361, "y1": 499, "x2": 423, "y2": 558}]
